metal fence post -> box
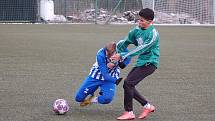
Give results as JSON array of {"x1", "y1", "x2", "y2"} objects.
[
  {"x1": 95, "y1": 0, "x2": 98, "y2": 24},
  {"x1": 105, "y1": 0, "x2": 122, "y2": 24},
  {"x1": 214, "y1": 0, "x2": 215, "y2": 23}
]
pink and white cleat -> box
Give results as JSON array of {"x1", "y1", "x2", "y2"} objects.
[
  {"x1": 117, "y1": 111, "x2": 135, "y2": 120},
  {"x1": 138, "y1": 104, "x2": 155, "y2": 119}
]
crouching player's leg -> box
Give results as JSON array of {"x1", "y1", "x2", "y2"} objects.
[
  {"x1": 76, "y1": 79, "x2": 116, "y2": 106},
  {"x1": 97, "y1": 81, "x2": 116, "y2": 104},
  {"x1": 75, "y1": 76, "x2": 99, "y2": 104}
]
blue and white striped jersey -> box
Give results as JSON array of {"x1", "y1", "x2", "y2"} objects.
[{"x1": 88, "y1": 48, "x2": 120, "y2": 82}]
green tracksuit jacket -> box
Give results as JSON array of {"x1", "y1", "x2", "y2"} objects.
[{"x1": 116, "y1": 25, "x2": 160, "y2": 68}]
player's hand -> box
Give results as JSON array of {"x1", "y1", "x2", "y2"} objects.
[
  {"x1": 118, "y1": 62, "x2": 126, "y2": 69},
  {"x1": 107, "y1": 62, "x2": 115, "y2": 69},
  {"x1": 115, "y1": 78, "x2": 123, "y2": 85}
]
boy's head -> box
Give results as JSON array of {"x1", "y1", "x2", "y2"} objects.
[
  {"x1": 138, "y1": 8, "x2": 154, "y2": 29},
  {"x1": 139, "y1": 8, "x2": 154, "y2": 21},
  {"x1": 105, "y1": 41, "x2": 116, "y2": 58}
]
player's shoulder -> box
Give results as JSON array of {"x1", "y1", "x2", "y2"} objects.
[
  {"x1": 148, "y1": 26, "x2": 159, "y2": 34},
  {"x1": 97, "y1": 48, "x2": 106, "y2": 57},
  {"x1": 133, "y1": 26, "x2": 141, "y2": 31},
  {"x1": 151, "y1": 27, "x2": 159, "y2": 36},
  {"x1": 127, "y1": 26, "x2": 140, "y2": 36},
  {"x1": 129, "y1": 26, "x2": 140, "y2": 32}
]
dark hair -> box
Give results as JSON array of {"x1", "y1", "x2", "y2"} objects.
[{"x1": 139, "y1": 8, "x2": 154, "y2": 20}]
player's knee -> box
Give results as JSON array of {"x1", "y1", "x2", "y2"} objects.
[
  {"x1": 75, "y1": 94, "x2": 85, "y2": 102},
  {"x1": 98, "y1": 94, "x2": 113, "y2": 104},
  {"x1": 98, "y1": 95, "x2": 113, "y2": 104}
]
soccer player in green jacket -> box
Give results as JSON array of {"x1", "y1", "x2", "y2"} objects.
[{"x1": 111, "y1": 8, "x2": 160, "y2": 120}]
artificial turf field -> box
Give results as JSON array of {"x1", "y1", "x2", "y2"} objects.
[{"x1": 0, "y1": 24, "x2": 214, "y2": 121}]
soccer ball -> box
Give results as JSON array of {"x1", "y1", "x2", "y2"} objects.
[{"x1": 53, "y1": 99, "x2": 69, "y2": 115}]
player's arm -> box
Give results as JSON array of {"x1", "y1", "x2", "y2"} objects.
[
  {"x1": 118, "y1": 48, "x2": 131, "y2": 69},
  {"x1": 114, "y1": 27, "x2": 137, "y2": 61},
  {"x1": 116, "y1": 27, "x2": 137, "y2": 54},
  {"x1": 96, "y1": 54, "x2": 117, "y2": 83},
  {"x1": 118, "y1": 57, "x2": 131, "y2": 69}
]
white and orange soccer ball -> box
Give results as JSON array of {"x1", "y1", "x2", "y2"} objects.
[{"x1": 53, "y1": 99, "x2": 69, "y2": 115}]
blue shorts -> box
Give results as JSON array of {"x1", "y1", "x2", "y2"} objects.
[{"x1": 75, "y1": 76, "x2": 116, "y2": 104}]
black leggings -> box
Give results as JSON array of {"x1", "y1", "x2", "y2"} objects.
[{"x1": 123, "y1": 63, "x2": 157, "y2": 111}]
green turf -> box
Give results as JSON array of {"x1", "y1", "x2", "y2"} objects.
[{"x1": 0, "y1": 24, "x2": 215, "y2": 121}]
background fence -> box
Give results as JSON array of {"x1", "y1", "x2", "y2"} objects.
[
  {"x1": 0, "y1": 0, "x2": 38, "y2": 23},
  {"x1": 0, "y1": 0, "x2": 215, "y2": 24}
]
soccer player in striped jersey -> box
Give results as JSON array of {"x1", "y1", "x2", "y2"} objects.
[
  {"x1": 113, "y1": 8, "x2": 160, "y2": 120},
  {"x1": 75, "y1": 41, "x2": 130, "y2": 106}
]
